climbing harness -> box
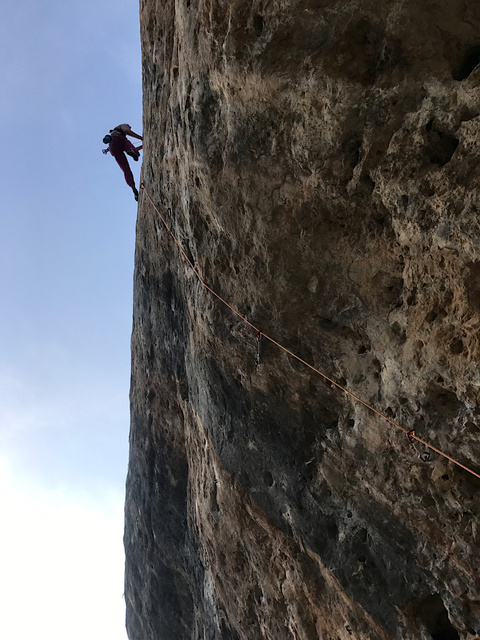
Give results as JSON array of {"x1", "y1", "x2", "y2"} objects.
[{"x1": 139, "y1": 183, "x2": 480, "y2": 482}]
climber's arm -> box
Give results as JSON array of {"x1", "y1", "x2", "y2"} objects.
[{"x1": 128, "y1": 129, "x2": 143, "y2": 141}]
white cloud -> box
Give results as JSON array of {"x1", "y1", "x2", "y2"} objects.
[{"x1": 0, "y1": 457, "x2": 128, "y2": 640}]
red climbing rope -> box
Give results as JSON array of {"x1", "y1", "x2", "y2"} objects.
[{"x1": 140, "y1": 183, "x2": 480, "y2": 482}]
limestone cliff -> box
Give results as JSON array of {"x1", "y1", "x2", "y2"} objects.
[{"x1": 125, "y1": 1, "x2": 480, "y2": 638}]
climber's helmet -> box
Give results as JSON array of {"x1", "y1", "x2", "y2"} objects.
[{"x1": 103, "y1": 134, "x2": 113, "y2": 144}]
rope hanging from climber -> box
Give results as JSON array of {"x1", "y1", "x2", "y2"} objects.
[{"x1": 139, "y1": 182, "x2": 480, "y2": 483}]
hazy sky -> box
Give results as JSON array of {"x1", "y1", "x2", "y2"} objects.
[{"x1": 1, "y1": 1, "x2": 142, "y2": 638}]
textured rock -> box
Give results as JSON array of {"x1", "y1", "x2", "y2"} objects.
[{"x1": 125, "y1": 1, "x2": 480, "y2": 638}]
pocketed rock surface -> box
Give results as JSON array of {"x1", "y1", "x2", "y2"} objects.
[{"x1": 125, "y1": 1, "x2": 480, "y2": 638}]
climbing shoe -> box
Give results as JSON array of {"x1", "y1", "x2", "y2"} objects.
[
  {"x1": 126, "y1": 150, "x2": 139, "y2": 161},
  {"x1": 133, "y1": 187, "x2": 139, "y2": 201}
]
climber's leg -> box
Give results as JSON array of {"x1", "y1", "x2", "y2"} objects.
[{"x1": 114, "y1": 152, "x2": 136, "y2": 189}]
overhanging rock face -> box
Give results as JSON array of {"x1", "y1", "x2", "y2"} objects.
[{"x1": 125, "y1": 1, "x2": 480, "y2": 638}]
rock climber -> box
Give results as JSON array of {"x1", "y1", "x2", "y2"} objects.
[{"x1": 103, "y1": 124, "x2": 143, "y2": 201}]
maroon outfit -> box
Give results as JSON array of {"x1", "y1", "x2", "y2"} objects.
[{"x1": 109, "y1": 134, "x2": 139, "y2": 189}]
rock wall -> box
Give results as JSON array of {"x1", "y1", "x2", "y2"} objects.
[{"x1": 125, "y1": 1, "x2": 480, "y2": 638}]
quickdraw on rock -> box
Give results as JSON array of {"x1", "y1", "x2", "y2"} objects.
[
  {"x1": 255, "y1": 331, "x2": 263, "y2": 367},
  {"x1": 407, "y1": 430, "x2": 431, "y2": 462}
]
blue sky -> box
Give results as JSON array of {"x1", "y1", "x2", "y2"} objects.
[{"x1": 0, "y1": 1, "x2": 142, "y2": 638}]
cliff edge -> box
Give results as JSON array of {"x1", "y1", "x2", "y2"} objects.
[{"x1": 125, "y1": 1, "x2": 480, "y2": 638}]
